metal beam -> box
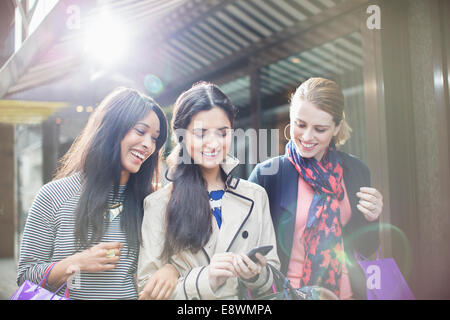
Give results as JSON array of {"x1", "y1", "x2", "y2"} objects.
[
  {"x1": 0, "y1": 99, "x2": 68, "y2": 124},
  {"x1": 0, "y1": 0, "x2": 89, "y2": 98},
  {"x1": 156, "y1": 0, "x2": 367, "y2": 103}
]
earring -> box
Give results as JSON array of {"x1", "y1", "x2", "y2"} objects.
[{"x1": 284, "y1": 124, "x2": 291, "y2": 141}]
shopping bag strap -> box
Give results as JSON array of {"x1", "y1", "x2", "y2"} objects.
[
  {"x1": 39, "y1": 262, "x2": 57, "y2": 288},
  {"x1": 354, "y1": 251, "x2": 369, "y2": 262},
  {"x1": 376, "y1": 245, "x2": 384, "y2": 259},
  {"x1": 50, "y1": 282, "x2": 69, "y2": 300},
  {"x1": 355, "y1": 245, "x2": 385, "y2": 263},
  {"x1": 38, "y1": 262, "x2": 70, "y2": 299}
]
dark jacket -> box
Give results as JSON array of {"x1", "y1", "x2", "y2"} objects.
[{"x1": 248, "y1": 152, "x2": 380, "y2": 299}]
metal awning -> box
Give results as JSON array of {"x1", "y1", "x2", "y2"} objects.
[{"x1": 0, "y1": 0, "x2": 368, "y2": 122}]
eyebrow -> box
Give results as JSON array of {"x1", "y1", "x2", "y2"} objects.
[
  {"x1": 135, "y1": 122, "x2": 160, "y2": 133},
  {"x1": 193, "y1": 126, "x2": 230, "y2": 131},
  {"x1": 295, "y1": 118, "x2": 330, "y2": 128}
]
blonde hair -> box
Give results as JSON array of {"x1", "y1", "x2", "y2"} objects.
[{"x1": 290, "y1": 77, "x2": 352, "y2": 146}]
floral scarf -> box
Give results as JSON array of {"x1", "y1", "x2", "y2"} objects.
[{"x1": 286, "y1": 139, "x2": 344, "y2": 296}]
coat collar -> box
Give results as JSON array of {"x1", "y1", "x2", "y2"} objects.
[
  {"x1": 202, "y1": 155, "x2": 253, "y2": 256},
  {"x1": 280, "y1": 155, "x2": 299, "y2": 212},
  {"x1": 213, "y1": 189, "x2": 254, "y2": 254},
  {"x1": 220, "y1": 153, "x2": 240, "y2": 177}
]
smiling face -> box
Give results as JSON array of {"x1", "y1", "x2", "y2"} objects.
[
  {"x1": 290, "y1": 99, "x2": 341, "y2": 162},
  {"x1": 120, "y1": 110, "x2": 160, "y2": 184},
  {"x1": 184, "y1": 107, "x2": 232, "y2": 171}
]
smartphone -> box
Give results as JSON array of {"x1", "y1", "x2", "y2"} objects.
[{"x1": 246, "y1": 245, "x2": 273, "y2": 263}]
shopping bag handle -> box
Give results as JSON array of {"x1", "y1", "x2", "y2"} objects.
[
  {"x1": 354, "y1": 251, "x2": 369, "y2": 262},
  {"x1": 376, "y1": 245, "x2": 384, "y2": 259},
  {"x1": 37, "y1": 262, "x2": 70, "y2": 299},
  {"x1": 38, "y1": 262, "x2": 57, "y2": 288},
  {"x1": 355, "y1": 245, "x2": 384, "y2": 262}
]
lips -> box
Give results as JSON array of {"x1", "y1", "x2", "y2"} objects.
[
  {"x1": 130, "y1": 149, "x2": 147, "y2": 164},
  {"x1": 201, "y1": 150, "x2": 220, "y2": 159},
  {"x1": 299, "y1": 140, "x2": 317, "y2": 151}
]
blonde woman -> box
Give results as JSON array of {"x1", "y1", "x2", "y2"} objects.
[{"x1": 249, "y1": 78, "x2": 382, "y2": 300}]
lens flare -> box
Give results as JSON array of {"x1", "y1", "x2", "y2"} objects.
[
  {"x1": 144, "y1": 74, "x2": 164, "y2": 95},
  {"x1": 343, "y1": 222, "x2": 413, "y2": 277}
]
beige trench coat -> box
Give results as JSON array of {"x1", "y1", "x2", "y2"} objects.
[{"x1": 137, "y1": 156, "x2": 280, "y2": 300}]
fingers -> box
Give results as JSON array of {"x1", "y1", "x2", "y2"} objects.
[
  {"x1": 140, "y1": 266, "x2": 178, "y2": 300},
  {"x1": 78, "y1": 243, "x2": 123, "y2": 273},
  {"x1": 233, "y1": 254, "x2": 262, "y2": 280},
  {"x1": 209, "y1": 268, "x2": 236, "y2": 278},
  {"x1": 356, "y1": 190, "x2": 378, "y2": 203},
  {"x1": 100, "y1": 263, "x2": 117, "y2": 271},
  {"x1": 358, "y1": 200, "x2": 377, "y2": 211},
  {"x1": 254, "y1": 253, "x2": 267, "y2": 268},
  {"x1": 139, "y1": 277, "x2": 156, "y2": 300},
  {"x1": 98, "y1": 255, "x2": 120, "y2": 265},
  {"x1": 356, "y1": 204, "x2": 378, "y2": 222},
  {"x1": 98, "y1": 242, "x2": 124, "y2": 250},
  {"x1": 209, "y1": 253, "x2": 237, "y2": 283},
  {"x1": 360, "y1": 187, "x2": 382, "y2": 197},
  {"x1": 139, "y1": 277, "x2": 160, "y2": 300},
  {"x1": 211, "y1": 252, "x2": 235, "y2": 261},
  {"x1": 357, "y1": 187, "x2": 383, "y2": 221},
  {"x1": 156, "y1": 284, "x2": 173, "y2": 300},
  {"x1": 210, "y1": 253, "x2": 236, "y2": 275}
]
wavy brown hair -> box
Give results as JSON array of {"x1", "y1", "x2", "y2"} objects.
[{"x1": 55, "y1": 87, "x2": 168, "y2": 252}]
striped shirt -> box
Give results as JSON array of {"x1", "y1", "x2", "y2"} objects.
[{"x1": 17, "y1": 173, "x2": 139, "y2": 300}]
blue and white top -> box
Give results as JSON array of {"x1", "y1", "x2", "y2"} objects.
[{"x1": 209, "y1": 190, "x2": 225, "y2": 229}]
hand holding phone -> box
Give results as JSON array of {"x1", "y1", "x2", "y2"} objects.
[{"x1": 246, "y1": 245, "x2": 273, "y2": 263}]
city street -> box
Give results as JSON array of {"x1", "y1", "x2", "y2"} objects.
[{"x1": 0, "y1": 258, "x2": 17, "y2": 299}]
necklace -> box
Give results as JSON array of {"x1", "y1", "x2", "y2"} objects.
[{"x1": 105, "y1": 202, "x2": 123, "y2": 222}]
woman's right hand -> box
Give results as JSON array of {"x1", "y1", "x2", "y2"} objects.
[
  {"x1": 69, "y1": 242, "x2": 123, "y2": 273},
  {"x1": 47, "y1": 242, "x2": 123, "y2": 288},
  {"x1": 208, "y1": 253, "x2": 237, "y2": 293}
]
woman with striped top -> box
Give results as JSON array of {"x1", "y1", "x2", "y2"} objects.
[{"x1": 17, "y1": 87, "x2": 171, "y2": 299}]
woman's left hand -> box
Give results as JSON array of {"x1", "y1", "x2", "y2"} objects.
[
  {"x1": 356, "y1": 187, "x2": 383, "y2": 222},
  {"x1": 138, "y1": 264, "x2": 179, "y2": 300},
  {"x1": 233, "y1": 253, "x2": 266, "y2": 281}
]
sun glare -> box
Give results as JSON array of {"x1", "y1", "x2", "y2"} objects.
[{"x1": 83, "y1": 13, "x2": 128, "y2": 66}]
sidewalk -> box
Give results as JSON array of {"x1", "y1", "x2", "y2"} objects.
[{"x1": 0, "y1": 258, "x2": 18, "y2": 299}]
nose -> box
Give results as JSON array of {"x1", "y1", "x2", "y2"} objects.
[
  {"x1": 142, "y1": 133, "x2": 155, "y2": 152},
  {"x1": 302, "y1": 127, "x2": 315, "y2": 141},
  {"x1": 204, "y1": 132, "x2": 220, "y2": 149}
]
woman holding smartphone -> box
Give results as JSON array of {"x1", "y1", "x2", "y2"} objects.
[{"x1": 137, "y1": 82, "x2": 280, "y2": 300}]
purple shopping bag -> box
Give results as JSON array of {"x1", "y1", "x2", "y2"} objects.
[
  {"x1": 354, "y1": 248, "x2": 415, "y2": 300},
  {"x1": 10, "y1": 263, "x2": 69, "y2": 300}
]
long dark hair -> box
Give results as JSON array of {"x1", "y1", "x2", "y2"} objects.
[
  {"x1": 55, "y1": 87, "x2": 168, "y2": 253},
  {"x1": 161, "y1": 82, "x2": 236, "y2": 261}
]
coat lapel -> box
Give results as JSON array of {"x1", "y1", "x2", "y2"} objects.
[
  {"x1": 215, "y1": 188, "x2": 254, "y2": 253},
  {"x1": 278, "y1": 156, "x2": 299, "y2": 260},
  {"x1": 202, "y1": 219, "x2": 219, "y2": 261}
]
